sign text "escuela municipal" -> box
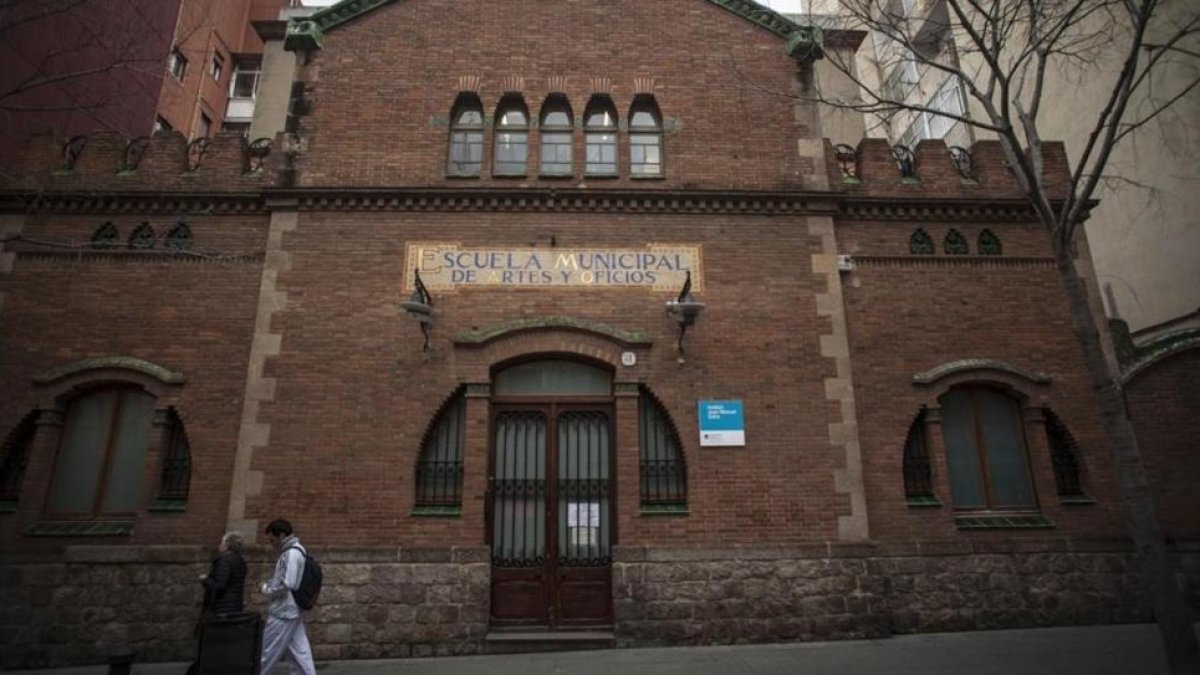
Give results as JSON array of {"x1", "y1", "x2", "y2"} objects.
[{"x1": 404, "y1": 243, "x2": 703, "y2": 293}]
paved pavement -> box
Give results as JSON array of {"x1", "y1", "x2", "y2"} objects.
[{"x1": 8, "y1": 622, "x2": 1195, "y2": 675}]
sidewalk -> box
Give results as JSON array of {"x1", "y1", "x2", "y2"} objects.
[{"x1": 7, "y1": 622, "x2": 1189, "y2": 675}]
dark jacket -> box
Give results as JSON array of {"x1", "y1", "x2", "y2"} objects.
[{"x1": 201, "y1": 550, "x2": 246, "y2": 616}]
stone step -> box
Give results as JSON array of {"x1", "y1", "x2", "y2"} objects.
[{"x1": 484, "y1": 629, "x2": 616, "y2": 654}]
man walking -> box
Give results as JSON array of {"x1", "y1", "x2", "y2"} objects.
[{"x1": 260, "y1": 519, "x2": 316, "y2": 675}]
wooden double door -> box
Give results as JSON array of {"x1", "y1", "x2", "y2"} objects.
[{"x1": 488, "y1": 402, "x2": 613, "y2": 628}]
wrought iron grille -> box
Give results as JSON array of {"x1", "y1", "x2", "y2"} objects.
[
  {"x1": 0, "y1": 412, "x2": 37, "y2": 503},
  {"x1": 833, "y1": 143, "x2": 858, "y2": 179},
  {"x1": 91, "y1": 222, "x2": 119, "y2": 249},
  {"x1": 128, "y1": 223, "x2": 155, "y2": 250},
  {"x1": 903, "y1": 411, "x2": 934, "y2": 499},
  {"x1": 944, "y1": 229, "x2": 969, "y2": 255},
  {"x1": 123, "y1": 137, "x2": 150, "y2": 171},
  {"x1": 415, "y1": 392, "x2": 465, "y2": 506},
  {"x1": 1045, "y1": 411, "x2": 1085, "y2": 497},
  {"x1": 638, "y1": 391, "x2": 687, "y2": 506},
  {"x1": 893, "y1": 144, "x2": 916, "y2": 178},
  {"x1": 157, "y1": 409, "x2": 191, "y2": 501},
  {"x1": 492, "y1": 411, "x2": 547, "y2": 568},
  {"x1": 166, "y1": 222, "x2": 192, "y2": 251},
  {"x1": 978, "y1": 229, "x2": 1002, "y2": 256},
  {"x1": 558, "y1": 411, "x2": 611, "y2": 567},
  {"x1": 910, "y1": 228, "x2": 935, "y2": 255},
  {"x1": 948, "y1": 146, "x2": 973, "y2": 179}
]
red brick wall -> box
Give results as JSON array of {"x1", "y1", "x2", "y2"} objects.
[
  {"x1": 242, "y1": 209, "x2": 846, "y2": 546},
  {"x1": 838, "y1": 223, "x2": 1126, "y2": 541},
  {"x1": 295, "y1": 0, "x2": 811, "y2": 189},
  {"x1": 0, "y1": 214, "x2": 267, "y2": 547},
  {"x1": 1126, "y1": 347, "x2": 1200, "y2": 538}
]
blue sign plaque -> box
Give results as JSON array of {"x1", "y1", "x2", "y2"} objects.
[{"x1": 697, "y1": 400, "x2": 745, "y2": 447}]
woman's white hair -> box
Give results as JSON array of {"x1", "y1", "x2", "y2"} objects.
[{"x1": 221, "y1": 531, "x2": 245, "y2": 552}]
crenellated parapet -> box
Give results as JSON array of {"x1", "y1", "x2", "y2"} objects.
[
  {"x1": 826, "y1": 138, "x2": 1072, "y2": 202},
  {"x1": 1, "y1": 130, "x2": 285, "y2": 194}
]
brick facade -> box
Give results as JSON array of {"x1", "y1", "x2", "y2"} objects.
[{"x1": 0, "y1": 0, "x2": 1195, "y2": 668}]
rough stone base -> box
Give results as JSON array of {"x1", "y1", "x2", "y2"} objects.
[{"x1": 2, "y1": 540, "x2": 1197, "y2": 669}]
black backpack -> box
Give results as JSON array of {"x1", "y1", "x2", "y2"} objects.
[{"x1": 285, "y1": 546, "x2": 322, "y2": 611}]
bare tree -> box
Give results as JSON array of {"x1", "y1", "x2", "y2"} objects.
[
  {"x1": 778, "y1": 1, "x2": 1199, "y2": 671},
  {"x1": 0, "y1": 0, "x2": 225, "y2": 166}
]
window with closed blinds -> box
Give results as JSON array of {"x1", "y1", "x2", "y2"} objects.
[
  {"x1": 46, "y1": 389, "x2": 155, "y2": 516},
  {"x1": 940, "y1": 387, "x2": 1036, "y2": 510}
]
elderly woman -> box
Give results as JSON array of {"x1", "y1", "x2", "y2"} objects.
[{"x1": 200, "y1": 531, "x2": 247, "y2": 618}]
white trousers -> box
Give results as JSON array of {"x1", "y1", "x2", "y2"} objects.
[{"x1": 260, "y1": 614, "x2": 316, "y2": 675}]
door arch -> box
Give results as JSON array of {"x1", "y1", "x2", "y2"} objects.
[{"x1": 488, "y1": 358, "x2": 614, "y2": 629}]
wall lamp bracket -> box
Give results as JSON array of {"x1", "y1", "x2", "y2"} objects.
[
  {"x1": 665, "y1": 270, "x2": 704, "y2": 363},
  {"x1": 401, "y1": 270, "x2": 433, "y2": 353}
]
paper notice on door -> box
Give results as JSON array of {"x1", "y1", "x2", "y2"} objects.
[{"x1": 567, "y1": 501, "x2": 601, "y2": 547}]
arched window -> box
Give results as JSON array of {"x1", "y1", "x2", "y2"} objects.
[
  {"x1": 493, "y1": 97, "x2": 529, "y2": 176},
  {"x1": 909, "y1": 228, "x2": 935, "y2": 255},
  {"x1": 447, "y1": 94, "x2": 484, "y2": 176},
  {"x1": 46, "y1": 387, "x2": 156, "y2": 517},
  {"x1": 944, "y1": 229, "x2": 969, "y2": 255},
  {"x1": 902, "y1": 409, "x2": 937, "y2": 505},
  {"x1": 414, "y1": 389, "x2": 466, "y2": 512},
  {"x1": 978, "y1": 229, "x2": 1002, "y2": 256},
  {"x1": 166, "y1": 221, "x2": 192, "y2": 251},
  {"x1": 584, "y1": 96, "x2": 618, "y2": 176},
  {"x1": 1044, "y1": 410, "x2": 1088, "y2": 501},
  {"x1": 0, "y1": 411, "x2": 38, "y2": 509},
  {"x1": 939, "y1": 387, "x2": 1036, "y2": 510},
  {"x1": 153, "y1": 408, "x2": 191, "y2": 509},
  {"x1": 539, "y1": 96, "x2": 574, "y2": 176},
  {"x1": 129, "y1": 222, "x2": 155, "y2": 250},
  {"x1": 91, "y1": 222, "x2": 119, "y2": 249},
  {"x1": 629, "y1": 96, "x2": 663, "y2": 177},
  {"x1": 638, "y1": 389, "x2": 687, "y2": 511}
]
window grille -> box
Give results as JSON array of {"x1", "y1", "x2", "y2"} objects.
[
  {"x1": 415, "y1": 390, "x2": 466, "y2": 508},
  {"x1": 157, "y1": 408, "x2": 191, "y2": 502},
  {"x1": 629, "y1": 96, "x2": 663, "y2": 177},
  {"x1": 166, "y1": 222, "x2": 192, "y2": 251},
  {"x1": 584, "y1": 97, "x2": 618, "y2": 176},
  {"x1": 91, "y1": 222, "x2": 119, "y2": 249},
  {"x1": 0, "y1": 411, "x2": 38, "y2": 506},
  {"x1": 494, "y1": 97, "x2": 529, "y2": 176},
  {"x1": 539, "y1": 96, "x2": 574, "y2": 176},
  {"x1": 638, "y1": 389, "x2": 687, "y2": 508},
  {"x1": 447, "y1": 94, "x2": 484, "y2": 176},
  {"x1": 1045, "y1": 410, "x2": 1086, "y2": 498},
  {"x1": 128, "y1": 223, "x2": 155, "y2": 250},
  {"x1": 910, "y1": 228, "x2": 935, "y2": 255},
  {"x1": 902, "y1": 410, "x2": 935, "y2": 503},
  {"x1": 944, "y1": 229, "x2": 968, "y2": 254},
  {"x1": 978, "y1": 229, "x2": 1002, "y2": 256}
]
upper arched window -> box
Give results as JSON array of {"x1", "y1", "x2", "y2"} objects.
[
  {"x1": 584, "y1": 97, "x2": 618, "y2": 176},
  {"x1": 46, "y1": 387, "x2": 156, "y2": 517},
  {"x1": 493, "y1": 97, "x2": 529, "y2": 176},
  {"x1": 539, "y1": 96, "x2": 574, "y2": 176},
  {"x1": 629, "y1": 96, "x2": 663, "y2": 177},
  {"x1": 939, "y1": 387, "x2": 1035, "y2": 510},
  {"x1": 447, "y1": 94, "x2": 484, "y2": 176}
]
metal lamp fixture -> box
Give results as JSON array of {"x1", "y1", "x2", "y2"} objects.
[
  {"x1": 401, "y1": 270, "x2": 433, "y2": 352},
  {"x1": 665, "y1": 270, "x2": 704, "y2": 363}
]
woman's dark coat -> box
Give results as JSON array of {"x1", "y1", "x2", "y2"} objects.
[{"x1": 201, "y1": 550, "x2": 246, "y2": 616}]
